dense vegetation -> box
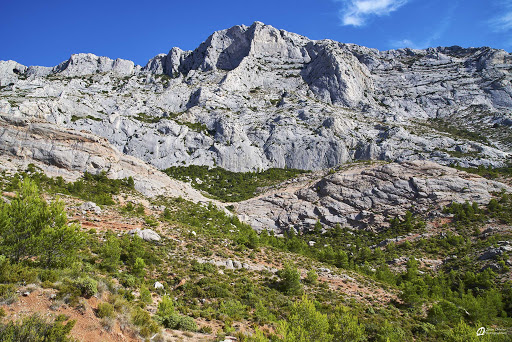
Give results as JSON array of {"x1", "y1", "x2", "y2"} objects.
[
  {"x1": 0, "y1": 314, "x2": 76, "y2": 342},
  {"x1": 1, "y1": 164, "x2": 135, "y2": 205},
  {"x1": 0, "y1": 167, "x2": 511, "y2": 341},
  {"x1": 451, "y1": 163, "x2": 512, "y2": 180},
  {"x1": 163, "y1": 165, "x2": 308, "y2": 202}
]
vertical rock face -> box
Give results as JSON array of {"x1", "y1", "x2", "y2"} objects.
[
  {"x1": 0, "y1": 22, "x2": 511, "y2": 173},
  {"x1": 302, "y1": 41, "x2": 374, "y2": 106}
]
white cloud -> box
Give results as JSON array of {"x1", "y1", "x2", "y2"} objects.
[
  {"x1": 492, "y1": 12, "x2": 512, "y2": 32},
  {"x1": 335, "y1": 0, "x2": 410, "y2": 27},
  {"x1": 489, "y1": 1, "x2": 512, "y2": 32}
]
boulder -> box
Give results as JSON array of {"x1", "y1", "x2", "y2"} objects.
[
  {"x1": 128, "y1": 228, "x2": 161, "y2": 242},
  {"x1": 79, "y1": 201, "x2": 101, "y2": 215}
]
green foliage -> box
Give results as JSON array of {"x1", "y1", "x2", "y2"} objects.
[
  {"x1": 444, "y1": 201, "x2": 483, "y2": 224},
  {"x1": 278, "y1": 295, "x2": 332, "y2": 342},
  {"x1": 0, "y1": 255, "x2": 37, "y2": 284},
  {"x1": 428, "y1": 118, "x2": 489, "y2": 144},
  {"x1": 4, "y1": 167, "x2": 135, "y2": 206},
  {"x1": 155, "y1": 295, "x2": 198, "y2": 331},
  {"x1": 97, "y1": 302, "x2": 115, "y2": 319},
  {"x1": 329, "y1": 306, "x2": 366, "y2": 342},
  {"x1": 0, "y1": 314, "x2": 76, "y2": 342},
  {"x1": 277, "y1": 263, "x2": 303, "y2": 295},
  {"x1": 427, "y1": 300, "x2": 463, "y2": 325},
  {"x1": 443, "y1": 320, "x2": 492, "y2": 342},
  {"x1": 131, "y1": 257, "x2": 146, "y2": 278},
  {"x1": 452, "y1": 163, "x2": 512, "y2": 180},
  {"x1": 180, "y1": 121, "x2": 210, "y2": 134},
  {"x1": 0, "y1": 284, "x2": 16, "y2": 302},
  {"x1": 99, "y1": 233, "x2": 121, "y2": 272},
  {"x1": 0, "y1": 179, "x2": 84, "y2": 267},
  {"x1": 76, "y1": 277, "x2": 98, "y2": 298},
  {"x1": 156, "y1": 295, "x2": 174, "y2": 317},
  {"x1": 254, "y1": 300, "x2": 277, "y2": 324},
  {"x1": 139, "y1": 285, "x2": 152, "y2": 304},
  {"x1": 163, "y1": 165, "x2": 307, "y2": 202},
  {"x1": 219, "y1": 299, "x2": 246, "y2": 320},
  {"x1": 305, "y1": 269, "x2": 318, "y2": 285},
  {"x1": 134, "y1": 112, "x2": 163, "y2": 123},
  {"x1": 131, "y1": 307, "x2": 160, "y2": 337},
  {"x1": 162, "y1": 313, "x2": 198, "y2": 332},
  {"x1": 388, "y1": 211, "x2": 426, "y2": 234},
  {"x1": 375, "y1": 320, "x2": 406, "y2": 342}
]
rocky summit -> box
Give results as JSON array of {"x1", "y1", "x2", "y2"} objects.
[{"x1": 1, "y1": 21, "x2": 511, "y2": 175}]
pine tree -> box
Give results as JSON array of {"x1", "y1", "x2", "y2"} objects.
[
  {"x1": 0, "y1": 179, "x2": 83, "y2": 267},
  {"x1": 278, "y1": 295, "x2": 332, "y2": 342}
]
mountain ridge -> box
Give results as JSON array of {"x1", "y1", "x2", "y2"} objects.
[{"x1": 1, "y1": 21, "x2": 511, "y2": 174}]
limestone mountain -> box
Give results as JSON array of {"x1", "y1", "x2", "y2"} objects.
[{"x1": 1, "y1": 21, "x2": 510, "y2": 175}]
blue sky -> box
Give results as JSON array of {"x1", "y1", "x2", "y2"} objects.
[{"x1": 1, "y1": 0, "x2": 511, "y2": 67}]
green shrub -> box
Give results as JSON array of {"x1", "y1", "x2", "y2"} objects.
[
  {"x1": 0, "y1": 284, "x2": 16, "y2": 303},
  {"x1": 0, "y1": 314, "x2": 76, "y2": 342},
  {"x1": 139, "y1": 285, "x2": 152, "y2": 304},
  {"x1": 376, "y1": 320, "x2": 406, "y2": 342},
  {"x1": 162, "y1": 314, "x2": 198, "y2": 331},
  {"x1": 131, "y1": 307, "x2": 159, "y2": 337},
  {"x1": 97, "y1": 302, "x2": 115, "y2": 319},
  {"x1": 329, "y1": 306, "x2": 366, "y2": 342},
  {"x1": 277, "y1": 263, "x2": 303, "y2": 295},
  {"x1": 155, "y1": 296, "x2": 198, "y2": 331},
  {"x1": 99, "y1": 233, "x2": 121, "y2": 272},
  {"x1": 0, "y1": 179, "x2": 83, "y2": 268},
  {"x1": 278, "y1": 295, "x2": 331, "y2": 342},
  {"x1": 163, "y1": 165, "x2": 307, "y2": 202},
  {"x1": 0, "y1": 255, "x2": 37, "y2": 283},
  {"x1": 76, "y1": 277, "x2": 98, "y2": 298},
  {"x1": 131, "y1": 257, "x2": 146, "y2": 278},
  {"x1": 306, "y1": 269, "x2": 318, "y2": 284},
  {"x1": 219, "y1": 299, "x2": 246, "y2": 320}
]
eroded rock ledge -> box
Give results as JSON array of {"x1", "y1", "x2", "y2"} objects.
[{"x1": 235, "y1": 161, "x2": 509, "y2": 232}]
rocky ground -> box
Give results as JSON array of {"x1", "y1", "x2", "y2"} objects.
[{"x1": 236, "y1": 160, "x2": 509, "y2": 232}]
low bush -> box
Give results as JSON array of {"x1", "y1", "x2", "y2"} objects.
[
  {"x1": 97, "y1": 302, "x2": 115, "y2": 319},
  {"x1": 76, "y1": 277, "x2": 98, "y2": 298},
  {"x1": 0, "y1": 314, "x2": 76, "y2": 342}
]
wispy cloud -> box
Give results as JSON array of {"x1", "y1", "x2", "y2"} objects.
[
  {"x1": 491, "y1": 8, "x2": 512, "y2": 32},
  {"x1": 335, "y1": 0, "x2": 410, "y2": 27},
  {"x1": 389, "y1": 39, "x2": 424, "y2": 50}
]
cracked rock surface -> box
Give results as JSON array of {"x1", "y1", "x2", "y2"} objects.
[{"x1": 235, "y1": 161, "x2": 509, "y2": 232}]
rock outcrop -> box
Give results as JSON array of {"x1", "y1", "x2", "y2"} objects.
[
  {"x1": 0, "y1": 22, "x2": 510, "y2": 172},
  {"x1": 235, "y1": 161, "x2": 509, "y2": 232},
  {"x1": 0, "y1": 114, "x2": 209, "y2": 202}
]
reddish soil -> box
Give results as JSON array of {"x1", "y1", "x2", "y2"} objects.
[{"x1": 1, "y1": 288, "x2": 138, "y2": 342}]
